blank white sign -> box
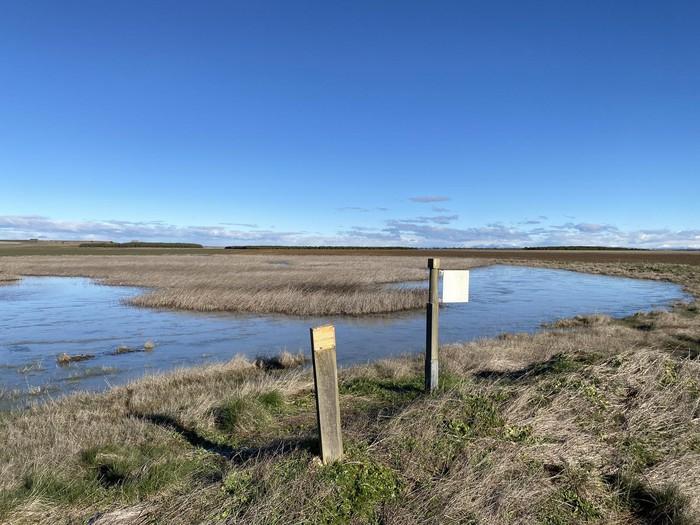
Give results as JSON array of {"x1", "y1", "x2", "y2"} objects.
[{"x1": 442, "y1": 270, "x2": 469, "y2": 303}]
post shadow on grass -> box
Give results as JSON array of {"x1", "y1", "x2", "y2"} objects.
[
  {"x1": 340, "y1": 377, "x2": 424, "y2": 399},
  {"x1": 473, "y1": 352, "x2": 601, "y2": 383},
  {"x1": 129, "y1": 411, "x2": 318, "y2": 465},
  {"x1": 603, "y1": 472, "x2": 691, "y2": 525},
  {"x1": 663, "y1": 334, "x2": 700, "y2": 359},
  {"x1": 377, "y1": 382, "x2": 424, "y2": 397}
]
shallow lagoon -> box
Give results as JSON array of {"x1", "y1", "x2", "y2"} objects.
[{"x1": 0, "y1": 265, "x2": 689, "y2": 407}]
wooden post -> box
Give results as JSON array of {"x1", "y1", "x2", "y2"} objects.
[
  {"x1": 310, "y1": 324, "x2": 343, "y2": 464},
  {"x1": 425, "y1": 258, "x2": 440, "y2": 392}
]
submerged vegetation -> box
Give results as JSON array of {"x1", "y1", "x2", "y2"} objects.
[{"x1": 56, "y1": 353, "x2": 95, "y2": 365}]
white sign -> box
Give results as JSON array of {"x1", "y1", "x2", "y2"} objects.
[{"x1": 442, "y1": 270, "x2": 469, "y2": 303}]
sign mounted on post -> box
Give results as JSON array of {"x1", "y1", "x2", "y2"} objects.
[
  {"x1": 425, "y1": 261, "x2": 471, "y2": 393},
  {"x1": 441, "y1": 270, "x2": 470, "y2": 303}
]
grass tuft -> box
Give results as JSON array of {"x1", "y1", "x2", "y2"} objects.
[
  {"x1": 317, "y1": 449, "x2": 401, "y2": 524},
  {"x1": 254, "y1": 351, "x2": 307, "y2": 370},
  {"x1": 214, "y1": 390, "x2": 286, "y2": 436}
]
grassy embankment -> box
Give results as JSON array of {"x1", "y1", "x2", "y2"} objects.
[{"x1": 0, "y1": 256, "x2": 698, "y2": 524}]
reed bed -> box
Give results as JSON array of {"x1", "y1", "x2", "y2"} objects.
[{"x1": 0, "y1": 255, "x2": 485, "y2": 315}]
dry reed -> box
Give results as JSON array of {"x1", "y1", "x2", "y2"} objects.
[{"x1": 0, "y1": 255, "x2": 485, "y2": 315}]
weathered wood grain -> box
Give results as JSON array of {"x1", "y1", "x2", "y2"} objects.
[{"x1": 310, "y1": 324, "x2": 343, "y2": 463}]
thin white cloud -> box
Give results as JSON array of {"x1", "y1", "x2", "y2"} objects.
[
  {"x1": 219, "y1": 222, "x2": 259, "y2": 228},
  {"x1": 412, "y1": 215, "x2": 459, "y2": 225},
  {"x1": 519, "y1": 216, "x2": 549, "y2": 225},
  {"x1": 409, "y1": 196, "x2": 450, "y2": 203},
  {"x1": 335, "y1": 207, "x2": 389, "y2": 212}
]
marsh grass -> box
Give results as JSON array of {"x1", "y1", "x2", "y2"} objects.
[
  {"x1": 112, "y1": 346, "x2": 143, "y2": 356},
  {"x1": 56, "y1": 353, "x2": 95, "y2": 365},
  {"x1": 0, "y1": 255, "x2": 484, "y2": 315},
  {"x1": 254, "y1": 351, "x2": 307, "y2": 370},
  {"x1": 0, "y1": 274, "x2": 20, "y2": 284}
]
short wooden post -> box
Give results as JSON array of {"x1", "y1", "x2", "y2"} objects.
[
  {"x1": 310, "y1": 324, "x2": 343, "y2": 464},
  {"x1": 425, "y1": 258, "x2": 440, "y2": 392}
]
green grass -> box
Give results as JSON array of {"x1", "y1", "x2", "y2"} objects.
[
  {"x1": 214, "y1": 391, "x2": 286, "y2": 437},
  {"x1": 340, "y1": 375, "x2": 423, "y2": 402},
  {"x1": 316, "y1": 444, "x2": 401, "y2": 525},
  {"x1": 0, "y1": 443, "x2": 221, "y2": 515},
  {"x1": 621, "y1": 437, "x2": 662, "y2": 472},
  {"x1": 80, "y1": 444, "x2": 217, "y2": 496},
  {"x1": 539, "y1": 486, "x2": 602, "y2": 524},
  {"x1": 221, "y1": 469, "x2": 255, "y2": 505},
  {"x1": 443, "y1": 393, "x2": 506, "y2": 440}
]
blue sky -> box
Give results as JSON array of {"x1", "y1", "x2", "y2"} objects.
[{"x1": 1, "y1": 1, "x2": 698, "y2": 247}]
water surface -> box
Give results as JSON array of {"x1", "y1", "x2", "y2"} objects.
[{"x1": 0, "y1": 265, "x2": 689, "y2": 408}]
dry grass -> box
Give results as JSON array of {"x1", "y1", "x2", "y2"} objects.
[
  {"x1": 0, "y1": 255, "x2": 486, "y2": 315},
  {"x1": 1, "y1": 301, "x2": 699, "y2": 524},
  {"x1": 0, "y1": 273, "x2": 20, "y2": 285}
]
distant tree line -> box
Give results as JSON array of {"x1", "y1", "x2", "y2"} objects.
[
  {"x1": 224, "y1": 245, "x2": 419, "y2": 250},
  {"x1": 523, "y1": 246, "x2": 647, "y2": 251},
  {"x1": 225, "y1": 245, "x2": 649, "y2": 251},
  {"x1": 79, "y1": 242, "x2": 203, "y2": 248}
]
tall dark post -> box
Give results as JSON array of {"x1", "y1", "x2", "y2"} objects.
[{"x1": 425, "y1": 258, "x2": 440, "y2": 392}]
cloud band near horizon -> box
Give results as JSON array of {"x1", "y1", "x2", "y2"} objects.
[{"x1": 0, "y1": 215, "x2": 698, "y2": 249}]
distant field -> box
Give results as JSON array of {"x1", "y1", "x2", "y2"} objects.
[
  {"x1": 237, "y1": 247, "x2": 700, "y2": 266},
  {"x1": 0, "y1": 242, "x2": 224, "y2": 256},
  {"x1": 1, "y1": 241, "x2": 699, "y2": 265}
]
